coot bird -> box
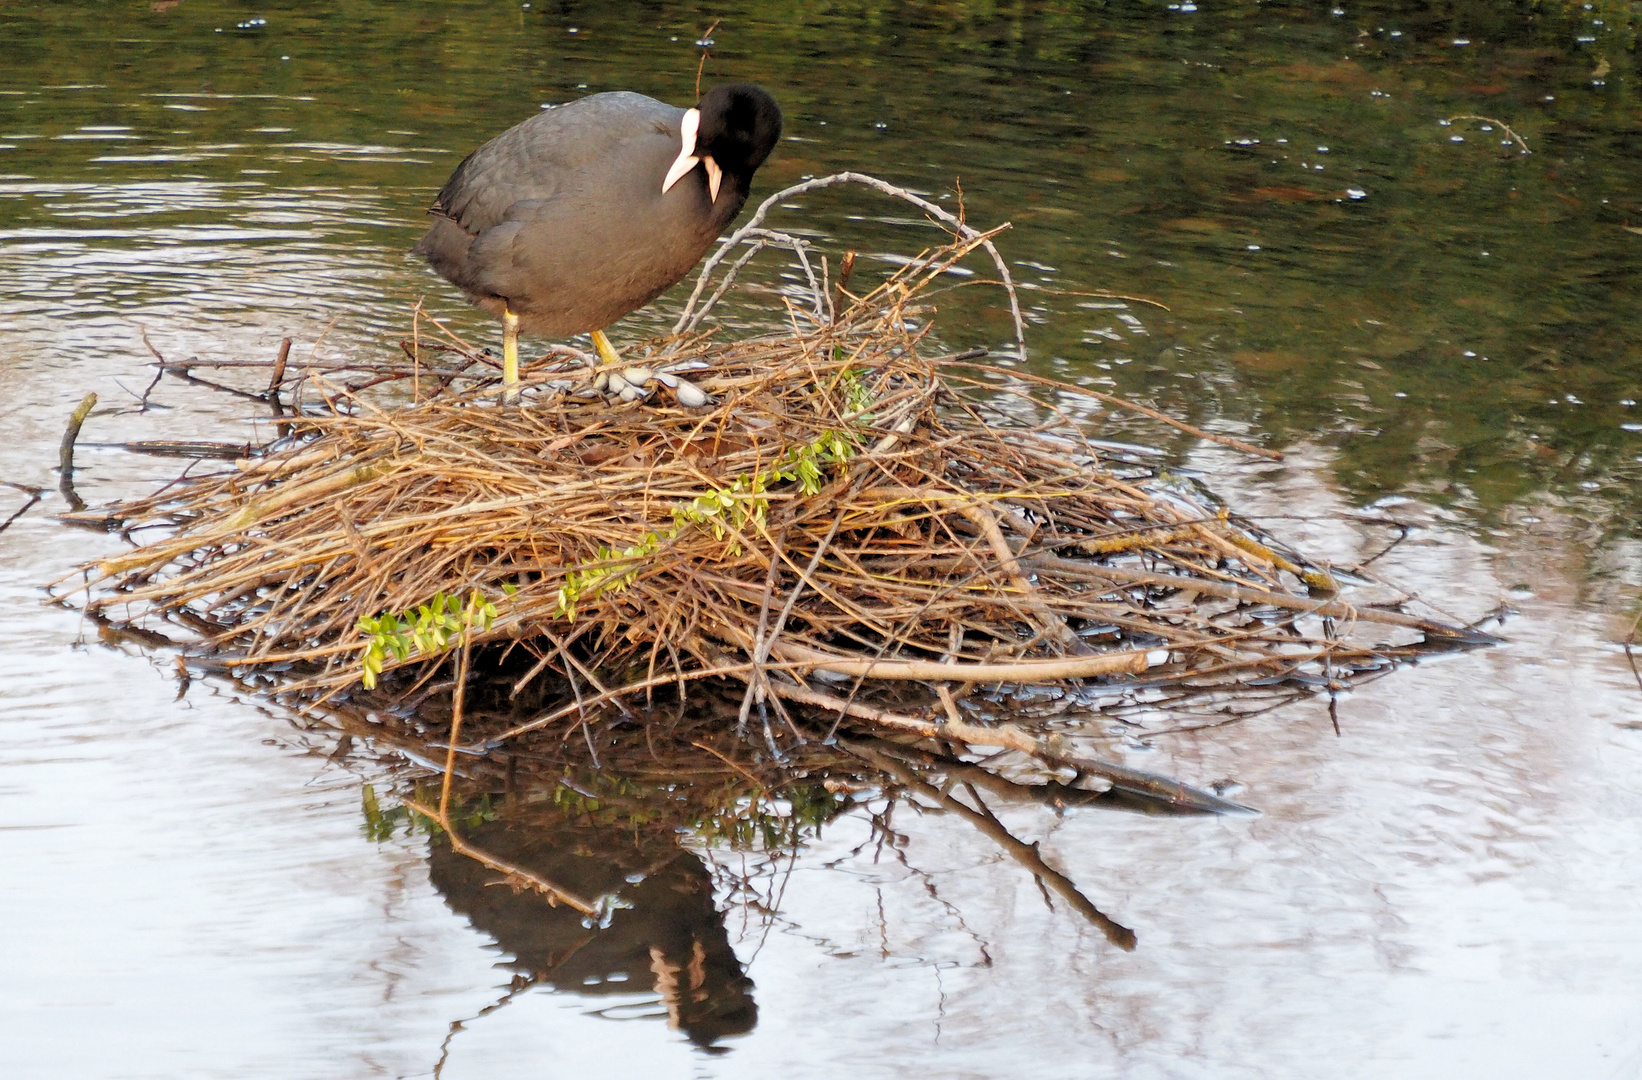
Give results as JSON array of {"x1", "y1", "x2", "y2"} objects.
[{"x1": 414, "y1": 84, "x2": 783, "y2": 399}]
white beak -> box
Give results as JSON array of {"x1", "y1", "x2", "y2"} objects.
[
  {"x1": 703, "y1": 156, "x2": 722, "y2": 202},
  {"x1": 661, "y1": 107, "x2": 723, "y2": 203}
]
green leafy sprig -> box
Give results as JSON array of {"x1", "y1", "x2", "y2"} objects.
[
  {"x1": 555, "y1": 427, "x2": 862, "y2": 619},
  {"x1": 356, "y1": 587, "x2": 513, "y2": 690}
]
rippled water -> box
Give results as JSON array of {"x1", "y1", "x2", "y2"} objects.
[{"x1": 3, "y1": 3, "x2": 1641, "y2": 1078}]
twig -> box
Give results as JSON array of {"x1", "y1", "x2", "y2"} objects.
[
  {"x1": 960, "y1": 502, "x2": 1086, "y2": 653},
  {"x1": 158, "y1": 362, "x2": 270, "y2": 403},
  {"x1": 1020, "y1": 553, "x2": 1496, "y2": 642},
  {"x1": 739, "y1": 509, "x2": 847, "y2": 731},
  {"x1": 268, "y1": 337, "x2": 292, "y2": 412},
  {"x1": 94, "y1": 440, "x2": 254, "y2": 460},
  {"x1": 693, "y1": 18, "x2": 720, "y2": 100}
]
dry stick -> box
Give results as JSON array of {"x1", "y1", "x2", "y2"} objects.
[
  {"x1": 768, "y1": 640, "x2": 1152, "y2": 682},
  {"x1": 866, "y1": 734, "x2": 1116, "y2": 810},
  {"x1": 843, "y1": 738, "x2": 1136, "y2": 951},
  {"x1": 234, "y1": 443, "x2": 340, "y2": 477},
  {"x1": 176, "y1": 355, "x2": 469, "y2": 374},
  {"x1": 724, "y1": 228, "x2": 828, "y2": 326},
  {"x1": 135, "y1": 326, "x2": 171, "y2": 400},
  {"x1": 100, "y1": 440, "x2": 252, "y2": 460},
  {"x1": 439, "y1": 628, "x2": 472, "y2": 818},
  {"x1": 537, "y1": 624, "x2": 621, "y2": 761},
  {"x1": 770, "y1": 678, "x2": 1253, "y2": 814},
  {"x1": 834, "y1": 249, "x2": 857, "y2": 316},
  {"x1": 58, "y1": 393, "x2": 98, "y2": 512},
  {"x1": 674, "y1": 172, "x2": 1029, "y2": 361},
  {"x1": 692, "y1": 18, "x2": 720, "y2": 99},
  {"x1": 59, "y1": 393, "x2": 98, "y2": 478},
  {"x1": 268, "y1": 337, "x2": 291, "y2": 402},
  {"x1": 95, "y1": 456, "x2": 401, "y2": 577},
  {"x1": 146, "y1": 331, "x2": 271, "y2": 405},
  {"x1": 737, "y1": 529, "x2": 788, "y2": 731},
  {"x1": 960, "y1": 502, "x2": 1087, "y2": 655},
  {"x1": 688, "y1": 238, "x2": 771, "y2": 329},
  {"x1": 509, "y1": 620, "x2": 599, "y2": 698},
  {"x1": 819, "y1": 252, "x2": 833, "y2": 324},
  {"x1": 738, "y1": 508, "x2": 848, "y2": 732}
]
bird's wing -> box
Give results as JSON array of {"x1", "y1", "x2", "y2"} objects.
[{"x1": 430, "y1": 92, "x2": 683, "y2": 235}]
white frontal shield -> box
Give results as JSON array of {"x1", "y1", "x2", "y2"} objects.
[
  {"x1": 662, "y1": 108, "x2": 702, "y2": 193},
  {"x1": 661, "y1": 108, "x2": 724, "y2": 202}
]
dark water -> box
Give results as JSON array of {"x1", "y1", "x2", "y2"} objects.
[{"x1": 2, "y1": 3, "x2": 1641, "y2": 1078}]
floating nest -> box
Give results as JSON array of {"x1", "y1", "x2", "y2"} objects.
[{"x1": 65, "y1": 177, "x2": 1494, "y2": 816}]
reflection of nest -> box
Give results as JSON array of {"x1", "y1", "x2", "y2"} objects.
[{"x1": 341, "y1": 683, "x2": 1153, "y2": 958}]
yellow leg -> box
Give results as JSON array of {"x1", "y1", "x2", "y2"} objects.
[
  {"x1": 590, "y1": 328, "x2": 622, "y2": 368},
  {"x1": 501, "y1": 304, "x2": 520, "y2": 404}
]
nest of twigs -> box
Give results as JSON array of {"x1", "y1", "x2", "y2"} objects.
[{"x1": 68, "y1": 177, "x2": 1493, "y2": 811}]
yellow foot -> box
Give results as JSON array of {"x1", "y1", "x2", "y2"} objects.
[
  {"x1": 501, "y1": 304, "x2": 521, "y2": 405},
  {"x1": 590, "y1": 328, "x2": 622, "y2": 368}
]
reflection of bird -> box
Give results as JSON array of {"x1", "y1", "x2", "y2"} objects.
[
  {"x1": 428, "y1": 820, "x2": 758, "y2": 1048},
  {"x1": 414, "y1": 84, "x2": 783, "y2": 399}
]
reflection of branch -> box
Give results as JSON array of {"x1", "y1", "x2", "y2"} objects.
[
  {"x1": 431, "y1": 974, "x2": 536, "y2": 1080},
  {"x1": 869, "y1": 737, "x2": 1128, "y2": 812},
  {"x1": 772, "y1": 678, "x2": 1253, "y2": 814},
  {"x1": 405, "y1": 796, "x2": 599, "y2": 915},
  {"x1": 0, "y1": 488, "x2": 42, "y2": 537},
  {"x1": 879, "y1": 814, "x2": 996, "y2": 966},
  {"x1": 1624, "y1": 607, "x2": 1642, "y2": 700},
  {"x1": 690, "y1": 739, "x2": 768, "y2": 792},
  {"x1": 843, "y1": 739, "x2": 1137, "y2": 951},
  {"x1": 409, "y1": 629, "x2": 601, "y2": 916},
  {"x1": 1445, "y1": 114, "x2": 1531, "y2": 155}
]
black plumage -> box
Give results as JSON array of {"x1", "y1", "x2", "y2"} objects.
[{"x1": 415, "y1": 84, "x2": 782, "y2": 346}]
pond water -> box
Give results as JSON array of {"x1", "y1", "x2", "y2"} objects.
[{"x1": 2, "y1": 2, "x2": 1640, "y2": 1077}]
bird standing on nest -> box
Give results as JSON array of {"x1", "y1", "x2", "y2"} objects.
[{"x1": 414, "y1": 84, "x2": 783, "y2": 402}]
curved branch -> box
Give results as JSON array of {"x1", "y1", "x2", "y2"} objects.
[{"x1": 673, "y1": 171, "x2": 1028, "y2": 360}]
